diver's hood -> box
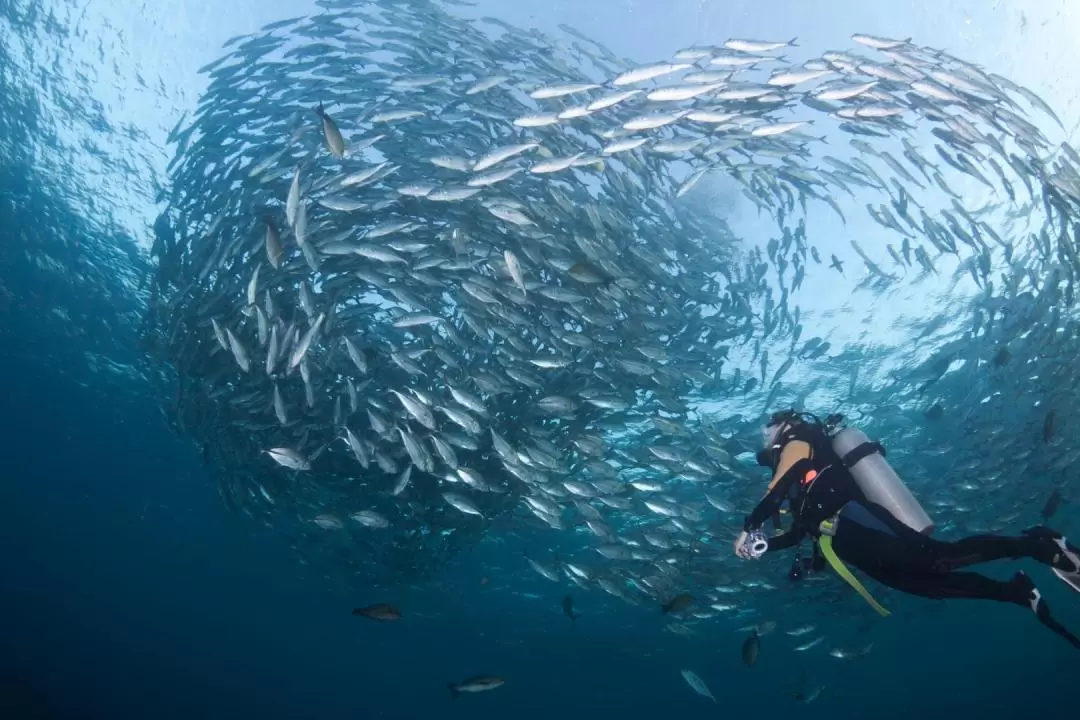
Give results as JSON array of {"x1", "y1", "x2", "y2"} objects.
[{"x1": 761, "y1": 422, "x2": 784, "y2": 450}]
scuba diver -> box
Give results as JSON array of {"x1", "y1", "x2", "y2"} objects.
[{"x1": 734, "y1": 409, "x2": 1080, "y2": 650}]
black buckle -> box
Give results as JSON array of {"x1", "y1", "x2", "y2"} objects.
[{"x1": 841, "y1": 440, "x2": 886, "y2": 468}]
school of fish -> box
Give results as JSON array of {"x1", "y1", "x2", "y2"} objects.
[{"x1": 141, "y1": 0, "x2": 1080, "y2": 676}]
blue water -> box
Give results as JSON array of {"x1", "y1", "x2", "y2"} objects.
[
  {"x1": 2, "y1": 306, "x2": 1076, "y2": 717},
  {"x1": 3, "y1": 0, "x2": 1079, "y2": 717}
]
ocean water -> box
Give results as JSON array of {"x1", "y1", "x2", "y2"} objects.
[{"x1": 2, "y1": 0, "x2": 1079, "y2": 718}]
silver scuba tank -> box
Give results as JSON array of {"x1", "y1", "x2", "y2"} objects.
[{"x1": 831, "y1": 427, "x2": 935, "y2": 535}]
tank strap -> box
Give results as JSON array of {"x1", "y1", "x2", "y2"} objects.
[
  {"x1": 817, "y1": 517, "x2": 891, "y2": 618},
  {"x1": 840, "y1": 440, "x2": 886, "y2": 469}
]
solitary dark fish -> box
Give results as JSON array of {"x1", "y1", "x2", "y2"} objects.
[
  {"x1": 742, "y1": 630, "x2": 760, "y2": 666},
  {"x1": 924, "y1": 402, "x2": 944, "y2": 421},
  {"x1": 352, "y1": 603, "x2": 401, "y2": 621},
  {"x1": 993, "y1": 346, "x2": 1011, "y2": 366},
  {"x1": 1043, "y1": 410, "x2": 1056, "y2": 443},
  {"x1": 562, "y1": 594, "x2": 580, "y2": 623},
  {"x1": 449, "y1": 675, "x2": 504, "y2": 700},
  {"x1": 661, "y1": 593, "x2": 695, "y2": 614},
  {"x1": 1042, "y1": 489, "x2": 1063, "y2": 520}
]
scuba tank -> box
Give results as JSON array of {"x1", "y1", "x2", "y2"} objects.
[{"x1": 831, "y1": 426, "x2": 935, "y2": 535}]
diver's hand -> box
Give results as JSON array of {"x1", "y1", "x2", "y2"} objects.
[{"x1": 734, "y1": 531, "x2": 751, "y2": 559}]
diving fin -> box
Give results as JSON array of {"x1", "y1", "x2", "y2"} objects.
[
  {"x1": 1051, "y1": 535, "x2": 1080, "y2": 594},
  {"x1": 1048, "y1": 533, "x2": 1080, "y2": 594},
  {"x1": 1023, "y1": 527, "x2": 1080, "y2": 593},
  {"x1": 1052, "y1": 567, "x2": 1080, "y2": 594}
]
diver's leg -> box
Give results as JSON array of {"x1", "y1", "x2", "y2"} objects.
[
  {"x1": 928, "y1": 527, "x2": 1080, "y2": 581},
  {"x1": 856, "y1": 561, "x2": 1022, "y2": 602},
  {"x1": 834, "y1": 514, "x2": 1080, "y2": 649},
  {"x1": 924, "y1": 534, "x2": 1042, "y2": 571},
  {"x1": 839, "y1": 502, "x2": 983, "y2": 570},
  {"x1": 857, "y1": 563, "x2": 1080, "y2": 651},
  {"x1": 853, "y1": 501, "x2": 1080, "y2": 578},
  {"x1": 832, "y1": 518, "x2": 1017, "y2": 598}
]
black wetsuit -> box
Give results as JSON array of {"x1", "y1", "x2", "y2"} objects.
[{"x1": 745, "y1": 420, "x2": 1080, "y2": 650}]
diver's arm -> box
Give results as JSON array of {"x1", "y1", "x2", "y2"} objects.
[
  {"x1": 742, "y1": 441, "x2": 812, "y2": 532},
  {"x1": 764, "y1": 530, "x2": 799, "y2": 552}
]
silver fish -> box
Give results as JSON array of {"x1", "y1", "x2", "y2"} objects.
[
  {"x1": 266, "y1": 448, "x2": 310, "y2": 471},
  {"x1": 680, "y1": 669, "x2": 716, "y2": 702},
  {"x1": 613, "y1": 62, "x2": 692, "y2": 86},
  {"x1": 443, "y1": 492, "x2": 483, "y2": 518}
]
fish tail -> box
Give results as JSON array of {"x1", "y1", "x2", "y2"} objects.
[{"x1": 448, "y1": 684, "x2": 459, "y2": 700}]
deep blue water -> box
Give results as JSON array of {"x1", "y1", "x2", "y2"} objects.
[{"x1": 1, "y1": 339, "x2": 1075, "y2": 718}]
